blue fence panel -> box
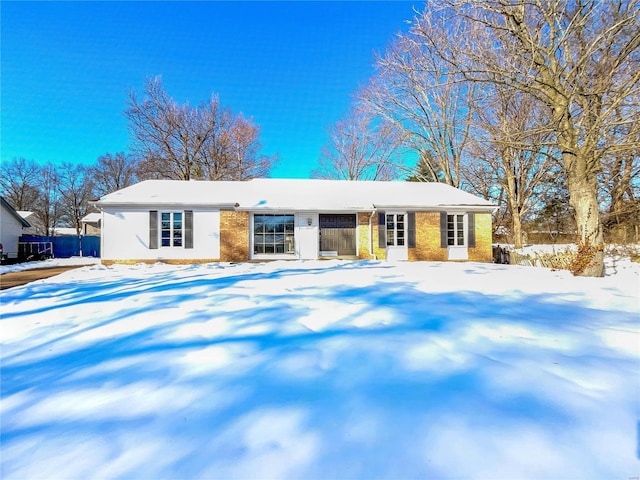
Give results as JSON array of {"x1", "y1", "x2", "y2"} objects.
[
  {"x1": 19, "y1": 235, "x2": 100, "y2": 259},
  {"x1": 82, "y1": 236, "x2": 100, "y2": 257}
]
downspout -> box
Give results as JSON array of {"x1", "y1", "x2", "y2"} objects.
[
  {"x1": 99, "y1": 209, "x2": 104, "y2": 264},
  {"x1": 369, "y1": 208, "x2": 377, "y2": 260}
]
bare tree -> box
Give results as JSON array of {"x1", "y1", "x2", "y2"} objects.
[
  {"x1": 470, "y1": 89, "x2": 559, "y2": 248},
  {"x1": 125, "y1": 77, "x2": 217, "y2": 180},
  {"x1": 89, "y1": 152, "x2": 139, "y2": 196},
  {"x1": 599, "y1": 105, "x2": 640, "y2": 242},
  {"x1": 126, "y1": 76, "x2": 275, "y2": 181},
  {"x1": 408, "y1": 0, "x2": 640, "y2": 276},
  {"x1": 201, "y1": 113, "x2": 274, "y2": 180},
  {"x1": 0, "y1": 157, "x2": 41, "y2": 210},
  {"x1": 57, "y1": 163, "x2": 94, "y2": 235},
  {"x1": 36, "y1": 162, "x2": 61, "y2": 235},
  {"x1": 360, "y1": 32, "x2": 479, "y2": 187},
  {"x1": 314, "y1": 108, "x2": 405, "y2": 180}
]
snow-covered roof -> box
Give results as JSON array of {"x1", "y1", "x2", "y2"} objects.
[
  {"x1": 81, "y1": 212, "x2": 101, "y2": 223},
  {"x1": 53, "y1": 227, "x2": 78, "y2": 236},
  {"x1": 94, "y1": 179, "x2": 496, "y2": 212}
]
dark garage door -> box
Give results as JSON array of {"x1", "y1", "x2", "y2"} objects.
[{"x1": 319, "y1": 214, "x2": 356, "y2": 256}]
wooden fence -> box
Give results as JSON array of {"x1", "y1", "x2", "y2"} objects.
[{"x1": 493, "y1": 245, "x2": 575, "y2": 271}]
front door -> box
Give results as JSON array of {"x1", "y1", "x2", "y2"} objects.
[
  {"x1": 446, "y1": 213, "x2": 468, "y2": 260},
  {"x1": 319, "y1": 214, "x2": 356, "y2": 256},
  {"x1": 385, "y1": 212, "x2": 408, "y2": 261}
]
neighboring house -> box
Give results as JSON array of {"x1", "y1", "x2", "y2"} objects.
[
  {"x1": 52, "y1": 227, "x2": 79, "y2": 236},
  {"x1": 93, "y1": 178, "x2": 497, "y2": 265},
  {"x1": 0, "y1": 197, "x2": 31, "y2": 259},
  {"x1": 17, "y1": 211, "x2": 47, "y2": 235},
  {"x1": 81, "y1": 212, "x2": 101, "y2": 235}
]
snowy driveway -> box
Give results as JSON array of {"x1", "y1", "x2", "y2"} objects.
[{"x1": 1, "y1": 260, "x2": 639, "y2": 479}]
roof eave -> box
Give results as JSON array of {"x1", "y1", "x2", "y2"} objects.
[
  {"x1": 93, "y1": 201, "x2": 240, "y2": 210},
  {"x1": 1, "y1": 197, "x2": 31, "y2": 227},
  {"x1": 374, "y1": 204, "x2": 497, "y2": 212}
]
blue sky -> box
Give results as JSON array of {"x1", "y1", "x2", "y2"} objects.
[{"x1": 2, "y1": 1, "x2": 418, "y2": 178}]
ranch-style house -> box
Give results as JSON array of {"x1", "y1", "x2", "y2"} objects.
[{"x1": 93, "y1": 178, "x2": 497, "y2": 264}]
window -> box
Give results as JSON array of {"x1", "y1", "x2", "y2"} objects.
[
  {"x1": 447, "y1": 214, "x2": 465, "y2": 246},
  {"x1": 386, "y1": 213, "x2": 405, "y2": 246},
  {"x1": 253, "y1": 214, "x2": 295, "y2": 254},
  {"x1": 161, "y1": 212, "x2": 183, "y2": 247}
]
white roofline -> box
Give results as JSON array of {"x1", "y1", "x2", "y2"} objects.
[{"x1": 93, "y1": 201, "x2": 240, "y2": 209}]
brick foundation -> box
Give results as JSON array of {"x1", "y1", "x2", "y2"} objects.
[{"x1": 101, "y1": 259, "x2": 219, "y2": 266}]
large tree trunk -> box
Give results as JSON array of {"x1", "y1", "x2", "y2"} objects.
[
  {"x1": 511, "y1": 211, "x2": 524, "y2": 249},
  {"x1": 564, "y1": 152, "x2": 605, "y2": 277},
  {"x1": 505, "y1": 163, "x2": 525, "y2": 249}
]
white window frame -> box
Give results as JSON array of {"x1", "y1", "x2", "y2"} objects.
[
  {"x1": 386, "y1": 213, "x2": 406, "y2": 247},
  {"x1": 252, "y1": 213, "x2": 296, "y2": 257},
  {"x1": 160, "y1": 211, "x2": 183, "y2": 248},
  {"x1": 446, "y1": 213, "x2": 466, "y2": 247}
]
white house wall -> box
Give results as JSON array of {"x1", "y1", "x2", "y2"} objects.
[
  {"x1": 0, "y1": 206, "x2": 24, "y2": 257},
  {"x1": 102, "y1": 209, "x2": 220, "y2": 261},
  {"x1": 295, "y1": 212, "x2": 319, "y2": 260}
]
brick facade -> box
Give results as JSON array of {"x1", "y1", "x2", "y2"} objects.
[
  {"x1": 468, "y1": 213, "x2": 493, "y2": 262},
  {"x1": 357, "y1": 212, "x2": 374, "y2": 259},
  {"x1": 220, "y1": 210, "x2": 250, "y2": 262},
  {"x1": 105, "y1": 209, "x2": 492, "y2": 265},
  {"x1": 355, "y1": 212, "x2": 389, "y2": 260},
  {"x1": 371, "y1": 211, "x2": 493, "y2": 262},
  {"x1": 408, "y1": 212, "x2": 448, "y2": 261}
]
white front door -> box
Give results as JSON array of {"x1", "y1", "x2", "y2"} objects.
[
  {"x1": 446, "y1": 213, "x2": 468, "y2": 260},
  {"x1": 385, "y1": 213, "x2": 408, "y2": 261},
  {"x1": 295, "y1": 213, "x2": 319, "y2": 259}
]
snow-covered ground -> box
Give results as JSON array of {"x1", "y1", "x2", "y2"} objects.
[
  {"x1": 1, "y1": 259, "x2": 639, "y2": 479},
  {"x1": 0, "y1": 256, "x2": 100, "y2": 275}
]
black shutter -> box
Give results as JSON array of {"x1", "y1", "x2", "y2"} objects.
[
  {"x1": 440, "y1": 212, "x2": 447, "y2": 248},
  {"x1": 468, "y1": 213, "x2": 476, "y2": 248},
  {"x1": 378, "y1": 211, "x2": 386, "y2": 248},
  {"x1": 407, "y1": 212, "x2": 416, "y2": 248},
  {"x1": 149, "y1": 210, "x2": 158, "y2": 249},
  {"x1": 184, "y1": 210, "x2": 193, "y2": 249}
]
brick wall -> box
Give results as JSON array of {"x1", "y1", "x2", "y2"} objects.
[
  {"x1": 357, "y1": 213, "x2": 373, "y2": 259},
  {"x1": 408, "y1": 212, "x2": 448, "y2": 261},
  {"x1": 372, "y1": 213, "x2": 387, "y2": 260},
  {"x1": 407, "y1": 211, "x2": 493, "y2": 262},
  {"x1": 220, "y1": 210, "x2": 249, "y2": 262},
  {"x1": 468, "y1": 212, "x2": 493, "y2": 262}
]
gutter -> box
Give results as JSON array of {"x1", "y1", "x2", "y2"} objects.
[
  {"x1": 373, "y1": 204, "x2": 496, "y2": 212},
  {"x1": 91, "y1": 201, "x2": 240, "y2": 210}
]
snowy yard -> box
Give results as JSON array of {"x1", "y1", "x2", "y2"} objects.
[{"x1": 1, "y1": 259, "x2": 639, "y2": 479}]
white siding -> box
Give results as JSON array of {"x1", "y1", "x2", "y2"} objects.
[
  {"x1": 295, "y1": 212, "x2": 319, "y2": 260},
  {"x1": 0, "y1": 206, "x2": 25, "y2": 257},
  {"x1": 102, "y1": 208, "x2": 220, "y2": 261}
]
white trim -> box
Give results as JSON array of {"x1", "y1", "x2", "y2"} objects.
[
  {"x1": 385, "y1": 212, "x2": 408, "y2": 261},
  {"x1": 158, "y1": 211, "x2": 184, "y2": 249},
  {"x1": 249, "y1": 212, "x2": 297, "y2": 260},
  {"x1": 446, "y1": 212, "x2": 468, "y2": 260}
]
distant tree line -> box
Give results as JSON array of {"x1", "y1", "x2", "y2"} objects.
[
  {"x1": 1, "y1": 77, "x2": 276, "y2": 235},
  {"x1": 316, "y1": 0, "x2": 640, "y2": 276}
]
